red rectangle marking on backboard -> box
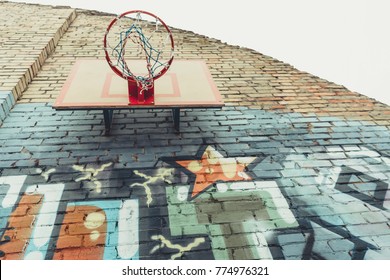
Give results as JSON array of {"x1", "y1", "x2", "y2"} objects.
[{"x1": 101, "y1": 72, "x2": 181, "y2": 99}]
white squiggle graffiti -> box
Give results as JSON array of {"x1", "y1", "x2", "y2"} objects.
[
  {"x1": 73, "y1": 163, "x2": 113, "y2": 193},
  {"x1": 150, "y1": 235, "x2": 205, "y2": 260},
  {"x1": 36, "y1": 168, "x2": 56, "y2": 181},
  {"x1": 131, "y1": 169, "x2": 173, "y2": 207}
]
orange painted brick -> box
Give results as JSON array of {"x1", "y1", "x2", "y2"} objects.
[
  {"x1": 53, "y1": 247, "x2": 105, "y2": 260},
  {"x1": 0, "y1": 240, "x2": 28, "y2": 259},
  {"x1": 10, "y1": 205, "x2": 29, "y2": 217},
  {"x1": 55, "y1": 234, "x2": 83, "y2": 249}
]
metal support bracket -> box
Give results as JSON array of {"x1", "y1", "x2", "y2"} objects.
[
  {"x1": 102, "y1": 108, "x2": 181, "y2": 135},
  {"x1": 103, "y1": 109, "x2": 114, "y2": 135},
  {"x1": 172, "y1": 108, "x2": 180, "y2": 132}
]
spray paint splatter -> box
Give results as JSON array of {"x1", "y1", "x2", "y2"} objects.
[
  {"x1": 73, "y1": 163, "x2": 113, "y2": 193},
  {"x1": 36, "y1": 168, "x2": 56, "y2": 181},
  {"x1": 150, "y1": 235, "x2": 205, "y2": 260},
  {"x1": 131, "y1": 169, "x2": 173, "y2": 207}
]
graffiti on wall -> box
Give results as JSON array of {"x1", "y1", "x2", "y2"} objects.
[{"x1": 0, "y1": 144, "x2": 390, "y2": 260}]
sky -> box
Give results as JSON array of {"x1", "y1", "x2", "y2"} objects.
[{"x1": 9, "y1": 0, "x2": 390, "y2": 105}]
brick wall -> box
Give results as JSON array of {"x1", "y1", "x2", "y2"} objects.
[
  {"x1": 0, "y1": 2, "x2": 75, "y2": 100},
  {"x1": 11, "y1": 8, "x2": 389, "y2": 125}
]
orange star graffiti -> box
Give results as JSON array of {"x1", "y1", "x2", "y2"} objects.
[{"x1": 176, "y1": 146, "x2": 256, "y2": 200}]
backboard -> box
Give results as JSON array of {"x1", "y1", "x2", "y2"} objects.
[{"x1": 53, "y1": 59, "x2": 224, "y2": 109}]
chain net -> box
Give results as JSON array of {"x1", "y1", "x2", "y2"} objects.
[{"x1": 105, "y1": 11, "x2": 174, "y2": 92}]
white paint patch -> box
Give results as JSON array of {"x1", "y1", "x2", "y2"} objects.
[
  {"x1": 177, "y1": 186, "x2": 189, "y2": 201},
  {"x1": 216, "y1": 183, "x2": 228, "y2": 193},
  {"x1": 24, "y1": 251, "x2": 44, "y2": 260},
  {"x1": 84, "y1": 212, "x2": 105, "y2": 229},
  {"x1": 0, "y1": 175, "x2": 27, "y2": 208},
  {"x1": 117, "y1": 199, "x2": 139, "y2": 259},
  {"x1": 25, "y1": 184, "x2": 65, "y2": 248},
  {"x1": 237, "y1": 171, "x2": 250, "y2": 180},
  {"x1": 252, "y1": 232, "x2": 273, "y2": 260},
  {"x1": 230, "y1": 181, "x2": 256, "y2": 190},
  {"x1": 254, "y1": 181, "x2": 278, "y2": 189},
  {"x1": 383, "y1": 185, "x2": 390, "y2": 210},
  {"x1": 275, "y1": 208, "x2": 297, "y2": 225},
  {"x1": 266, "y1": 188, "x2": 296, "y2": 225},
  {"x1": 90, "y1": 230, "x2": 100, "y2": 241}
]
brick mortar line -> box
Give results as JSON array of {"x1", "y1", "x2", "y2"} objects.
[{"x1": 10, "y1": 9, "x2": 77, "y2": 101}]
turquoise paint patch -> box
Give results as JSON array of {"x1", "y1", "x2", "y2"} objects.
[
  {"x1": 0, "y1": 185, "x2": 13, "y2": 236},
  {"x1": 0, "y1": 91, "x2": 15, "y2": 121}
]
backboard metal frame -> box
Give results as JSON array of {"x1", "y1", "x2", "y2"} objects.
[{"x1": 53, "y1": 59, "x2": 224, "y2": 134}]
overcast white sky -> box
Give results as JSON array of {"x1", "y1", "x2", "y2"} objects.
[{"x1": 10, "y1": 0, "x2": 390, "y2": 105}]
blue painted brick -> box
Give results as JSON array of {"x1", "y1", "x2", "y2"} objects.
[
  {"x1": 0, "y1": 105, "x2": 6, "y2": 120},
  {"x1": 0, "y1": 91, "x2": 15, "y2": 105},
  {"x1": 277, "y1": 233, "x2": 306, "y2": 245},
  {"x1": 0, "y1": 98, "x2": 10, "y2": 113}
]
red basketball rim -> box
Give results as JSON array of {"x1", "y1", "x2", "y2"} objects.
[{"x1": 103, "y1": 10, "x2": 174, "y2": 82}]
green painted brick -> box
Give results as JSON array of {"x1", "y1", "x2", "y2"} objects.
[
  {"x1": 182, "y1": 225, "x2": 208, "y2": 235},
  {"x1": 211, "y1": 235, "x2": 227, "y2": 250},
  {"x1": 212, "y1": 248, "x2": 230, "y2": 260}
]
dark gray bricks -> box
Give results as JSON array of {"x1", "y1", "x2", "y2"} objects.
[{"x1": 0, "y1": 103, "x2": 389, "y2": 260}]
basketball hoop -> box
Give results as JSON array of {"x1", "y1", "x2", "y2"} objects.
[{"x1": 104, "y1": 10, "x2": 174, "y2": 105}]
